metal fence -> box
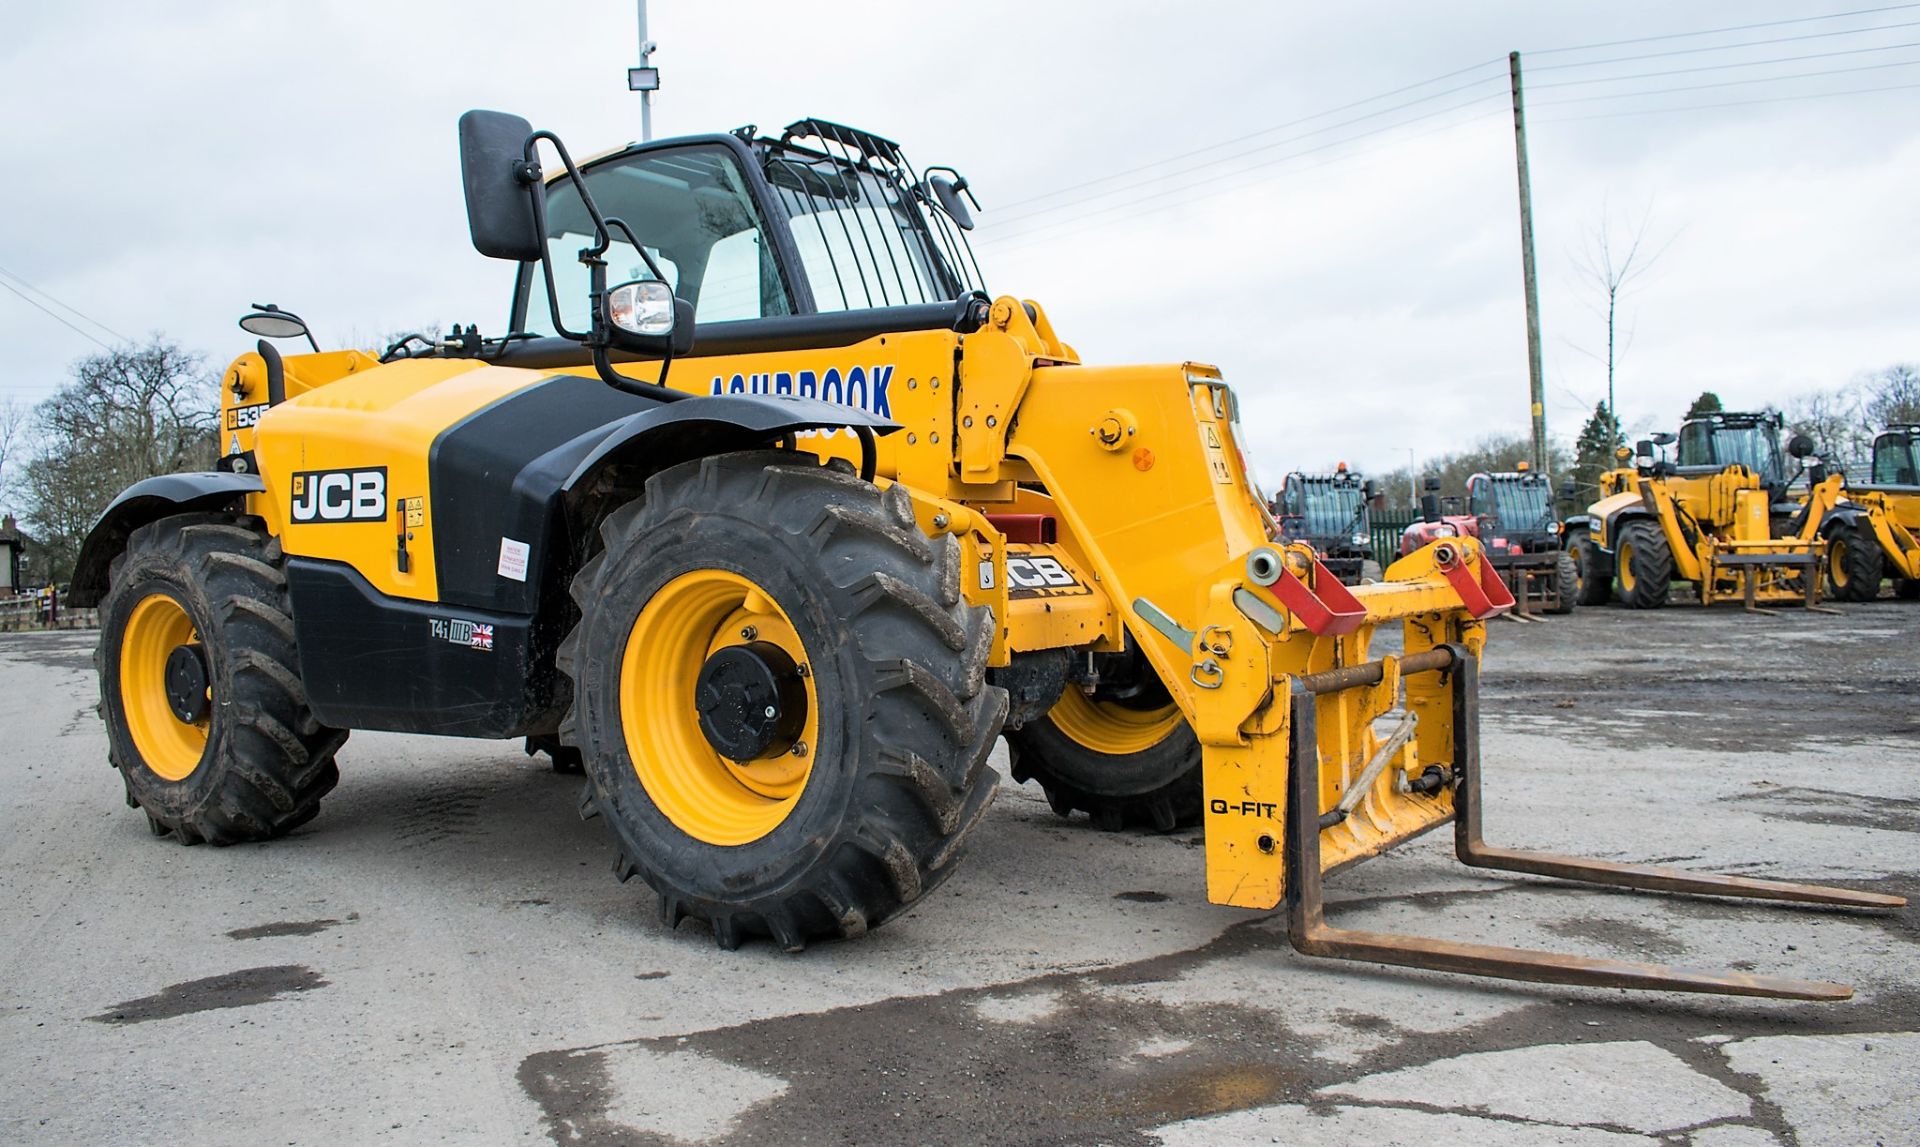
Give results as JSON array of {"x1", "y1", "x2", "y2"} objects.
[
  {"x1": 1369, "y1": 511, "x2": 1418, "y2": 570},
  {"x1": 0, "y1": 593, "x2": 98, "y2": 632}
]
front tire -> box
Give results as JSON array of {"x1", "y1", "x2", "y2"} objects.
[
  {"x1": 1824, "y1": 520, "x2": 1884, "y2": 602},
  {"x1": 559, "y1": 452, "x2": 1006, "y2": 951},
  {"x1": 1614, "y1": 520, "x2": 1673, "y2": 609},
  {"x1": 1565, "y1": 528, "x2": 1613, "y2": 606},
  {"x1": 1005, "y1": 644, "x2": 1201, "y2": 833},
  {"x1": 1547, "y1": 551, "x2": 1579, "y2": 614},
  {"x1": 97, "y1": 515, "x2": 345, "y2": 844}
]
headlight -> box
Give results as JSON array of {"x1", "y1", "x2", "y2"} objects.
[
  {"x1": 1547, "y1": 521, "x2": 1562, "y2": 535},
  {"x1": 1351, "y1": 533, "x2": 1369, "y2": 546},
  {"x1": 1434, "y1": 524, "x2": 1457, "y2": 537},
  {"x1": 606, "y1": 279, "x2": 676, "y2": 337}
]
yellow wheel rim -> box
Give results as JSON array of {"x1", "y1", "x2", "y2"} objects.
[
  {"x1": 1617, "y1": 540, "x2": 1637, "y2": 593},
  {"x1": 1048, "y1": 687, "x2": 1181, "y2": 757},
  {"x1": 119, "y1": 593, "x2": 209, "y2": 782},
  {"x1": 1830, "y1": 540, "x2": 1850, "y2": 587},
  {"x1": 619, "y1": 570, "x2": 818, "y2": 846}
]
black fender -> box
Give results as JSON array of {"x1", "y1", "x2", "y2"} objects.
[
  {"x1": 1598, "y1": 505, "x2": 1663, "y2": 554},
  {"x1": 68, "y1": 472, "x2": 266, "y2": 607},
  {"x1": 1560, "y1": 513, "x2": 1596, "y2": 546},
  {"x1": 561, "y1": 393, "x2": 901, "y2": 494},
  {"x1": 1818, "y1": 503, "x2": 1873, "y2": 536}
]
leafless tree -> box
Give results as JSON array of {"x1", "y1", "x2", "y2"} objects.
[
  {"x1": 1568, "y1": 201, "x2": 1675, "y2": 424},
  {"x1": 1862, "y1": 363, "x2": 1920, "y2": 427},
  {"x1": 0, "y1": 398, "x2": 28, "y2": 511},
  {"x1": 19, "y1": 339, "x2": 217, "y2": 582}
]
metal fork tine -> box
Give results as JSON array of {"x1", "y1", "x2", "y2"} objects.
[{"x1": 1280, "y1": 663, "x2": 1882, "y2": 1001}]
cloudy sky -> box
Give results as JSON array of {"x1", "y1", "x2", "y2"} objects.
[{"x1": 2, "y1": 2, "x2": 1914, "y2": 482}]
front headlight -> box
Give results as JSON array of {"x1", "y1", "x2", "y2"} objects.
[
  {"x1": 1547, "y1": 521, "x2": 1562, "y2": 535},
  {"x1": 1351, "y1": 532, "x2": 1369, "y2": 546},
  {"x1": 1434, "y1": 524, "x2": 1457, "y2": 537}
]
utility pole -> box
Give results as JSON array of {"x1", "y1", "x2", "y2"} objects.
[
  {"x1": 629, "y1": 0, "x2": 660, "y2": 142},
  {"x1": 1508, "y1": 50, "x2": 1547, "y2": 474}
]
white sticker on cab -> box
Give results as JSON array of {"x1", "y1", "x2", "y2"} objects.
[{"x1": 498, "y1": 537, "x2": 531, "y2": 582}]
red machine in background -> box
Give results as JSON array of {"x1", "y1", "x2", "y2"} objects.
[{"x1": 1400, "y1": 464, "x2": 1579, "y2": 617}]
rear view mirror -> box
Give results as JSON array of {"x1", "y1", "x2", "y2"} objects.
[
  {"x1": 459, "y1": 110, "x2": 544, "y2": 262},
  {"x1": 1787, "y1": 433, "x2": 1816, "y2": 459},
  {"x1": 1651, "y1": 431, "x2": 1676, "y2": 447},
  {"x1": 1422, "y1": 477, "x2": 1441, "y2": 492},
  {"x1": 928, "y1": 174, "x2": 974, "y2": 231},
  {"x1": 1363, "y1": 478, "x2": 1379, "y2": 500}
]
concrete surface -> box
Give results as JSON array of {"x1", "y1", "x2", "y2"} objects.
[{"x1": 1, "y1": 603, "x2": 1915, "y2": 1146}]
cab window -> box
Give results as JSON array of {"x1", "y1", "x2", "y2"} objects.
[
  {"x1": 1467, "y1": 478, "x2": 1489, "y2": 517},
  {"x1": 1677, "y1": 423, "x2": 1713, "y2": 467},
  {"x1": 1875, "y1": 435, "x2": 1918, "y2": 485},
  {"x1": 519, "y1": 145, "x2": 793, "y2": 336}
]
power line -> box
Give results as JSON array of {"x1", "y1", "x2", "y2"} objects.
[
  {"x1": 0, "y1": 264, "x2": 130, "y2": 344},
  {"x1": 0, "y1": 277, "x2": 116, "y2": 352},
  {"x1": 982, "y1": 105, "x2": 1509, "y2": 259},
  {"x1": 988, "y1": 74, "x2": 1508, "y2": 230},
  {"x1": 990, "y1": 58, "x2": 1507, "y2": 214},
  {"x1": 1529, "y1": 17, "x2": 1920, "y2": 71},
  {"x1": 1532, "y1": 78, "x2": 1920, "y2": 121},
  {"x1": 1532, "y1": 56, "x2": 1920, "y2": 107},
  {"x1": 1532, "y1": 3, "x2": 1920, "y2": 56},
  {"x1": 1529, "y1": 38, "x2": 1920, "y2": 89}
]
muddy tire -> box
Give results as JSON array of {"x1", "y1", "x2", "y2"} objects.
[
  {"x1": 97, "y1": 514, "x2": 345, "y2": 845},
  {"x1": 1565, "y1": 527, "x2": 1613, "y2": 606},
  {"x1": 1005, "y1": 644, "x2": 1201, "y2": 833},
  {"x1": 1614, "y1": 519, "x2": 1672, "y2": 609},
  {"x1": 1546, "y1": 551, "x2": 1579, "y2": 614},
  {"x1": 1824, "y1": 520, "x2": 1884, "y2": 603},
  {"x1": 559, "y1": 452, "x2": 1006, "y2": 951}
]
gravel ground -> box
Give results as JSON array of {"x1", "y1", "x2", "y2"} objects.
[{"x1": 1, "y1": 602, "x2": 1915, "y2": 1146}]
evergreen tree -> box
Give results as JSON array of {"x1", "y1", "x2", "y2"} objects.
[
  {"x1": 1566, "y1": 403, "x2": 1625, "y2": 511},
  {"x1": 1684, "y1": 391, "x2": 1723, "y2": 420}
]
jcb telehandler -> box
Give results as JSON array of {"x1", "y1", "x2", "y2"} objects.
[
  {"x1": 1564, "y1": 411, "x2": 1835, "y2": 610},
  {"x1": 1398, "y1": 465, "x2": 1578, "y2": 617},
  {"x1": 1269, "y1": 465, "x2": 1379, "y2": 586},
  {"x1": 1814, "y1": 424, "x2": 1920, "y2": 602},
  {"x1": 70, "y1": 111, "x2": 1899, "y2": 998}
]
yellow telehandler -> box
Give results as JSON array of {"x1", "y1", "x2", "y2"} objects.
[
  {"x1": 68, "y1": 112, "x2": 1898, "y2": 998},
  {"x1": 1817, "y1": 424, "x2": 1920, "y2": 601},
  {"x1": 1564, "y1": 411, "x2": 1835, "y2": 610}
]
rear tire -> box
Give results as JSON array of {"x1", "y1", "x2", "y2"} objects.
[
  {"x1": 559, "y1": 452, "x2": 1006, "y2": 951},
  {"x1": 1614, "y1": 519, "x2": 1672, "y2": 609},
  {"x1": 1824, "y1": 520, "x2": 1884, "y2": 602},
  {"x1": 1005, "y1": 644, "x2": 1201, "y2": 833},
  {"x1": 96, "y1": 514, "x2": 345, "y2": 845},
  {"x1": 1565, "y1": 528, "x2": 1613, "y2": 606},
  {"x1": 1546, "y1": 551, "x2": 1579, "y2": 614}
]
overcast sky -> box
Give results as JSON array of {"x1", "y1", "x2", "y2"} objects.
[{"x1": 2, "y1": 2, "x2": 1914, "y2": 483}]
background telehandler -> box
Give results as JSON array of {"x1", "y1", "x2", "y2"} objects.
[
  {"x1": 1399, "y1": 464, "x2": 1578, "y2": 617},
  {"x1": 1268, "y1": 465, "x2": 1379, "y2": 586},
  {"x1": 1564, "y1": 410, "x2": 1835, "y2": 610},
  {"x1": 1814, "y1": 423, "x2": 1920, "y2": 601},
  {"x1": 67, "y1": 110, "x2": 1898, "y2": 998}
]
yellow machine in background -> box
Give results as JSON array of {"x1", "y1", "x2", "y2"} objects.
[
  {"x1": 69, "y1": 112, "x2": 1898, "y2": 1000},
  {"x1": 1565, "y1": 411, "x2": 1831, "y2": 610},
  {"x1": 1819, "y1": 424, "x2": 1920, "y2": 601}
]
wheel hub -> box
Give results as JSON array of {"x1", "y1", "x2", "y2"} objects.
[
  {"x1": 694, "y1": 641, "x2": 806, "y2": 761},
  {"x1": 164, "y1": 643, "x2": 210, "y2": 724}
]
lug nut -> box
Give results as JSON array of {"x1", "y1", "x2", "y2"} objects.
[{"x1": 790, "y1": 740, "x2": 808, "y2": 757}]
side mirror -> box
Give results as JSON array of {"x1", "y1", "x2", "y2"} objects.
[
  {"x1": 604, "y1": 281, "x2": 695, "y2": 356},
  {"x1": 237, "y1": 302, "x2": 320, "y2": 354},
  {"x1": 458, "y1": 110, "x2": 544, "y2": 262},
  {"x1": 1787, "y1": 433, "x2": 1816, "y2": 459},
  {"x1": 1419, "y1": 493, "x2": 1440, "y2": 522},
  {"x1": 1559, "y1": 478, "x2": 1576, "y2": 498},
  {"x1": 1422, "y1": 476, "x2": 1441, "y2": 492},
  {"x1": 927, "y1": 173, "x2": 975, "y2": 231},
  {"x1": 1651, "y1": 431, "x2": 1676, "y2": 447},
  {"x1": 1363, "y1": 478, "x2": 1380, "y2": 500}
]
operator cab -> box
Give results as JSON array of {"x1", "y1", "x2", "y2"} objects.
[
  {"x1": 1870, "y1": 425, "x2": 1919, "y2": 487},
  {"x1": 508, "y1": 119, "x2": 984, "y2": 345},
  {"x1": 1465, "y1": 466, "x2": 1559, "y2": 548}
]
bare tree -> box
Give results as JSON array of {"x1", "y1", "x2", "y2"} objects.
[
  {"x1": 0, "y1": 398, "x2": 28, "y2": 511},
  {"x1": 20, "y1": 339, "x2": 217, "y2": 582},
  {"x1": 1862, "y1": 363, "x2": 1920, "y2": 427},
  {"x1": 1569, "y1": 201, "x2": 1674, "y2": 425},
  {"x1": 1784, "y1": 385, "x2": 1869, "y2": 472}
]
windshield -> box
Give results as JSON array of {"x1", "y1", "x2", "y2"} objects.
[
  {"x1": 1712, "y1": 426, "x2": 1785, "y2": 486},
  {"x1": 1488, "y1": 478, "x2": 1553, "y2": 532},
  {"x1": 757, "y1": 121, "x2": 984, "y2": 313},
  {"x1": 522, "y1": 144, "x2": 793, "y2": 336},
  {"x1": 1872, "y1": 432, "x2": 1918, "y2": 485},
  {"x1": 1285, "y1": 479, "x2": 1368, "y2": 539}
]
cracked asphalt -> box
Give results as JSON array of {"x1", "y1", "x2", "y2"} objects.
[{"x1": 2, "y1": 603, "x2": 1916, "y2": 1145}]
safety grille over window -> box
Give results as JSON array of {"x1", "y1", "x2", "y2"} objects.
[{"x1": 756, "y1": 119, "x2": 985, "y2": 312}]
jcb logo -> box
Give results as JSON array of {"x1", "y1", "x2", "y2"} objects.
[
  {"x1": 1006, "y1": 556, "x2": 1075, "y2": 589},
  {"x1": 224, "y1": 403, "x2": 269, "y2": 431},
  {"x1": 289, "y1": 468, "x2": 387, "y2": 523}
]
